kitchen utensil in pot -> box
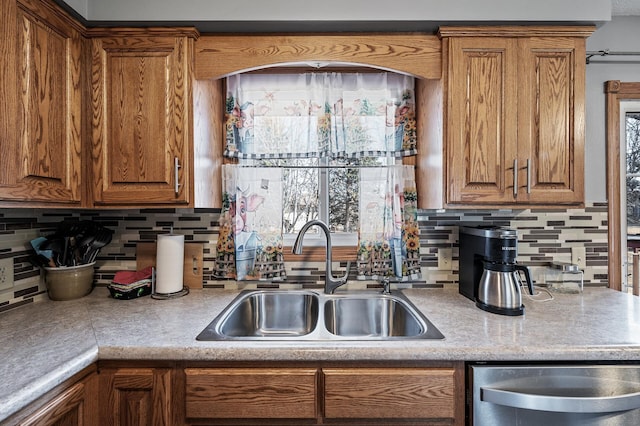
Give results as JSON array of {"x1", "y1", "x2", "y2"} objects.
[
  {"x1": 82, "y1": 228, "x2": 113, "y2": 263},
  {"x1": 35, "y1": 221, "x2": 113, "y2": 267}
]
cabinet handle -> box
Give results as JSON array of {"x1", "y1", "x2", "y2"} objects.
[
  {"x1": 526, "y1": 158, "x2": 531, "y2": 194},
  {"x1": 513, "y1": 158, "x2": 518, "y2": 198},
  {"x1": 174, "y1": 157, "x2": 181, "y2": 195},
  {"x1": 481, "y1": 385, "x2": 640, "y2": 414}
]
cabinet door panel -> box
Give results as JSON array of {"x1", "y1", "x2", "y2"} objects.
[
  {"x1": 0, "y1": 0, "x2": 82, "y2": 204},
  {"x1": 447, "y1": 38, "x2": 518, "y2": 205},
  {"x1": 99, "y1": 368, "x2": 172, "y2": 426},
  {"x1": 323, "y1": 368, "x2": 456, "y2": 419},
  {"x1": 185, "y1": 368, "x2": 318, "y2": 419},
  {"x1": 91, "y1": 35, "x2": 192, "y2": 205},
  {"x1": 107, "y1": 53, "x2": 171, "y2": 185},
  {"x1": 518, "y1": 37, "x2": 584, "y2": 204}
]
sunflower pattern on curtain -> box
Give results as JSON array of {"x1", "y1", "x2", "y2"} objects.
[
  {"x1": 217, "y1": 72, "x2": 420, "y2": 281},
  {"x1": 214, "y1": 166, "x2": 286, "y2": 280},
  {"x1": 357, "y1": 165, "x2": 421, "y2": 280},
  {"x1": 223, "y1": 72, "x2": 417, "y2": 159}
]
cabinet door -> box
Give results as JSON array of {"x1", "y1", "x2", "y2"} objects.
[
  {"x1": 517, "y1": 37, "x2": 585, "y2": 204},
  {"x1": 90, "y1": 33, "x2": 193, "y2": 206},
  {"x1": 184, "y1": 368, "x2": 318, "y2": 420},
  {"x1": 0, "y1": 0, "x2": 83, "y2": 205},
  {"x1": 20, "y1": 372, "x2": 98, "y2": 426},
  {"x1": 98, "y1": 367, "x2": 172, "y2": 426},
  {"x1": 446, "y1": 37, "x2": 519, "y2": 205},
  {"x1": 323, "y1": 368, "x2": 457, "y2": 420}
]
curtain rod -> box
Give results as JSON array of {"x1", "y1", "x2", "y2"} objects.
[
  {"x1": 586, "y1": 49, "x2": 640, "y2": 64},
  {"x1": 231, "y1": 164, "x2": 397, "y2": 169}
]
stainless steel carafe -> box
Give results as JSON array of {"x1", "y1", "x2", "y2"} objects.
[{"x1": 476, "y1": 261, "x2": 534, "y2": 316}]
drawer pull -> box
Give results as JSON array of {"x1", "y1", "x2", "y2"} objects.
[
  {"x1": 174, "y1": 157, "x2": 181, "y2": 195},
  {"x1": 513, "y1": 158, "x2": 518, "y2": 198}
]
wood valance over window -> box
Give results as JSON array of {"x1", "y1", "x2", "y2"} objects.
[{"x1": 194, "y1": 33, "x2": 442, "y2": 80}]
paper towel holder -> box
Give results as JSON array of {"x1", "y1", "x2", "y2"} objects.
[{"x1": 150, "y1": 267, "x2": 190, "y2": 300}]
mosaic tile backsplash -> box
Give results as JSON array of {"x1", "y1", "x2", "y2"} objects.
[{"x1": 0, "y1": 204, "x2": 609, "y2": 312}]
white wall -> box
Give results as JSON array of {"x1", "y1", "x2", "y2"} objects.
[
  {"x1": 60, "y1": 0, "x2": 87, "y2": 18},
  {"x1": 585, "y1": 16, "x2": 640, "y2": 202},
  {"x1": 63, "y1": 0, "x2": 609, "y2": 24}
]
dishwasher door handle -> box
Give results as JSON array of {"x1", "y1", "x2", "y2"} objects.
[{"x1": 481, "y1": 386, "x2": 640, "y2": 414}]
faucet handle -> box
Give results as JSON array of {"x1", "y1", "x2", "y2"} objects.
[
  {"x1": 326, "y1": 261, "x2": 351, "y2": 294},
  {"x1": 331, "y1": 261, "x2": 350, "y2": 283},
  {"x1": 339, "y1": 261, "x2": 351, "y2": 283},
  {"x1": 380, "y1": 276, "x2": 392, "y2": 294}
]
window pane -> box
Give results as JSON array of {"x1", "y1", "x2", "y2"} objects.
[
  {"x1": 278, "y1": 156, "x2": 397, "y2": 235},
  {"x1": 329, "y1": 167, "x2": 358, "y2": 233},
  {"x1": 326, "y1": 157, "x2": 392, "y2": 233},
  {"x1": 282, "y1": 159, "x2": 319, "y2": 234},
  {"x1": 627, "y1": 112, "x2": 640, "y2": 229}
]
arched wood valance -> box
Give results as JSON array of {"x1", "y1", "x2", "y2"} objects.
[{"x1": 194, "y1": 33, "x2": 442, "y2": 80}]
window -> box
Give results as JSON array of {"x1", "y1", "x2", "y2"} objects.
[
  {"x1": 625, "y1": 108, "x2": 640, "y2": 293},
  {"x1": 226, "y1": 72, "x2": 415, "y2": 237},
  {"x1": 216, "y1": 71, "x2": 420, "y2": 281},
  {"x1": 626, "y1": 112, "x2": 640, "y2": 230},
  {"x1": 604, "y1": 81, "x2": 640, "y2": 292},
  {"x1": 250, "y1": 156, "x2": 395, "y2": 245}
]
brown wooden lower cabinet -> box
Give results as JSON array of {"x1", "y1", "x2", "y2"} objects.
[
  {"x1": 183, "y1": 363, "x2": 464, "y2": 425},
  {"x1": 98, "y1": 367, "x2": 173, "y2": 426},
  {"x1": 8, "y1": 361, "x2": 464, "y2": 426},
  {"x1": 19, "y1": 377, "x2": 98, "y2": 426},
  {"x1": 185, "y1": 368, "x2": 318, "y2": 420},
  {"x1": 5, "y1": 366, "x2": 98, "y2": 426},
  {"x1": 323, "y1": 368, "x2": 456, "y2": 420}
]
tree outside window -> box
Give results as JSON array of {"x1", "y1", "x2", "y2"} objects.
[{"x1": 626, "y1": 113, "x2": 640, "y2": 230}]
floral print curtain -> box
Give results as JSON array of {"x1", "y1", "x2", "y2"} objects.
[
  {"x1": 214, "y1": 166, "x2": 286, "y2": 280},
  {"x1": 224, "y1": 72, "x2": 417, "y2": 160},
  {"x1": 220, "y1": 72, "x2": 420, "y2": 281},
  {"x1": 357, "y1": 165, "x2": 421, "y2": 280}
]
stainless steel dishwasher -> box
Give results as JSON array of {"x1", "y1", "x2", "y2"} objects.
[{"x1": 471, "y1": 364, "x2": 640, "y2": 425}]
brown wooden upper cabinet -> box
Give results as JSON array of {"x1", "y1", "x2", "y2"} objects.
[
  {"x1": 0, "y1": 0, "x2": 83, "y2": 206},
  {"x1": 440, "y1": 26, "x2": 594, "y2": 207},
  {"x1": 89, "y1": 28, "x2": 198, "y2": 206}
]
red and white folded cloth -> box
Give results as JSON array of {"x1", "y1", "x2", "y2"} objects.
[{"x1": 108, "y1": 266, "x2": 153, "y2": 292}]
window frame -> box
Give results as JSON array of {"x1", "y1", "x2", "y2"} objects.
[{"x1": 605, "y1": 80, "x2": 640, "y2": 290}]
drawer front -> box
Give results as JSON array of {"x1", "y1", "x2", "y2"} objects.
[
  {"x1": 185, "y1": 368, "x2": 318, "y2": 419},
  {"x1": 323, "y1": 368, "x2": 455, "y2": 419}
]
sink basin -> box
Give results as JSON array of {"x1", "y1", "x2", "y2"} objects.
[
  {"x1": 324, "y1": 296, "x2": 425, "y2": 338},
  {"x1": 197, "y1": 291, "x2": 319, "y2": 340},
  {"x1": 196, "y1": 290, "x2": 444, "y2": 341}
]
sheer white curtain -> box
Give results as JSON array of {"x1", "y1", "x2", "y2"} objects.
[
  {"x1": 214, "y1": 166, "x2": 286, "y2": 281},
  {"x1": 217, "y1": 72, "x2": 420, "y2": 281},
  {"x1": 224, "y1": 72, "x2": 417, "y2": 159},
  {"x1": 357, "y1": 165, "x2": 421, "y2": 280}
]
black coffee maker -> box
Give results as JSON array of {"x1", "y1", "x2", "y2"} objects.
[{"x1": 459, "y1": 225, "x2": 534, "y2": 316}]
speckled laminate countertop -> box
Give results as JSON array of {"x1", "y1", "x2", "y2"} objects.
[{"x1": 2, "y1": 286, "x2": 640, "y2": 421}]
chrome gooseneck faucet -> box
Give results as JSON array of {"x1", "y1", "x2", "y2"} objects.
[{"x1": 292, "y1": 220, "x2": 350, "y2": 294}]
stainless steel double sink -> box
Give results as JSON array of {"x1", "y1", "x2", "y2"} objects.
[{"x1": 196, "y1": 290, "x2": 444, "y2": 341}]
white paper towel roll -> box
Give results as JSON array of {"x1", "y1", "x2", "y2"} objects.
[{"x1": 155, "y1": 234, "x2": 184, "y2": 294}]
